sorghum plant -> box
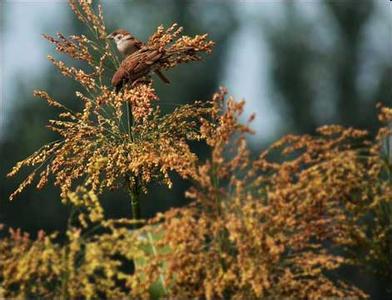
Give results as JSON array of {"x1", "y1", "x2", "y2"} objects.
[
  {"x1": 0, "y1": 192, "x2": 159, "y2": 299},
  {"x1": 7, "y1": 0, "x2": 214, "y2": 221},
  {"x1": 2, "y1": 0, "x2": 391, "y2": 299},
  {"x1": 140, "y1": 90, "x2": 390, "y2": 299}
]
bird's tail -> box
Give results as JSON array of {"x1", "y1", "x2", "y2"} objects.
[{"x1": 154, "y1": 70, "x2": 170, "y2": 84}]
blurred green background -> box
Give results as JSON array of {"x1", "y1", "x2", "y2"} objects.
[{"x1": 0, "y1": 0, "x2": 391, "y2": 298}]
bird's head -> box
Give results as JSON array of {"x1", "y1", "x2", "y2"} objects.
[
  {"x1": 107, "y1": 29, "x2": 133, "y2": 44},
  {"x1": 107, "y1": 29, "x2": 140, "y2": 55}
]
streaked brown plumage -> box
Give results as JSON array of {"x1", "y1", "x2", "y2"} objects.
[
  {"x1": 107, "y1": 29, "x2": 169, "y2": 90},
  {"x1": 111, "y1": 48, "x2": 164, "y2": 90}
]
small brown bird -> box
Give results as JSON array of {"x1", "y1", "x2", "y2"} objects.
[
  {"x1": 107, "y1": 29, "x2": 170, "y2": 86},
  {"x1": 111, "y1": 48, "x2": 165, "y2": 91}
]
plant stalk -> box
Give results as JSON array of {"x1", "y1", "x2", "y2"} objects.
[
  {"x1": 126, "y1": 101, "x2": 141, "y2": 227},
  {"x1": 128, "y1": 182, "x2": 141, "y2": 228}
]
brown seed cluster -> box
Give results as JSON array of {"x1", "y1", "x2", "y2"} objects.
[
  {"x1": 0, "y1": 214, "x2": 149, "y2": 299},
  {"x1": 141, "y1": 96, "x2": 391, "y2": 299},
  {"x1": 43, "y1": 33, "x2": 94, "y2": 65},
  {"x1": 8, "y1": 80, "x2": 215, "y2": 198},
  {"x1": 69, "y1": 0, "x2": 107, "y2": 40}
]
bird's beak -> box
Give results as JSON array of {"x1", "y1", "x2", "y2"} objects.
[{"x1": 106, "y1": 33, "x2": 113, "y2": 39}]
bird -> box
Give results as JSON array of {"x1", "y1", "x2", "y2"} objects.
[
  {"x1": 107, "y1": 29, "x2": 170, "y2": 86},
  {"x1": 110, "y1": 47, "x2": 165, "y2": 91}
]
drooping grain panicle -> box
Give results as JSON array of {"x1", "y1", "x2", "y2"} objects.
[
  {"x1": 43, "y1": 33, "x2": 94, "y2": 65},
  {"x1": 8, "y1": 1, "x2": 216, "y2": 199},
  {"x1": 68, "y1": 0, "x2": 107, "y2": 40}
]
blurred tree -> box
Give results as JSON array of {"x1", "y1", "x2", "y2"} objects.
[
  {"x1": 264, "y1": 0, "x2": 390, "y2": 134},
  {"x1": 1, "y1": 7, "x2": 85, "y2": 234},
  {"x1": 326, "y1": 0, "x2": 376, "y2": 128},
  {"x1": 0, "y1": 1, "x2": 237, "y2": 234},
  {"x1": 263, "y1": 2, "x2": 321, "y2": 133}
]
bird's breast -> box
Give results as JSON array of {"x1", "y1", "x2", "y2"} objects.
[{"x1": 118, "y1": 41, "x2": 139, "y2": 56}]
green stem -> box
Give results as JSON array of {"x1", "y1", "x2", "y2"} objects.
[
  {"x1": 129, "y1": 185, "x2": 141, "y2": 227},
  {"x1": 126, "y1": 101, "x2": 141, "y2": 227},
  {"x1": 60, "y1": 205, "x2": 77, "y2": 298},
  {"x1": 147, "y1": 231, "x2": 168, "y2": 294},
  {"x1": 127, "y1": 101, "x2": 133, "y2": 137},
  {"x1": 211, "y1": 163, "x2": 221, "y2": 215}
]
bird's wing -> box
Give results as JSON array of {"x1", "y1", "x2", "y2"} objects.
[
  {"x1": 111, "y1": 49, "x2": 163, "y2": 90},
  {"x1": 111, "y1": 66, "x2": 128, "y2": 90},
  {"x1": 134, "y1": 38, "x2": 144, "y2": 50},
  {"x1": 154, "y1": 69, "x2": 170, "y2": 84}
]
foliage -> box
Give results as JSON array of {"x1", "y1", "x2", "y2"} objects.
[
  {"x1": 1, "y1": 1, "x2": 391, "y2": 299},
  {"x1": 264, "y1": 0, "x2": 390, "y2": 133}
]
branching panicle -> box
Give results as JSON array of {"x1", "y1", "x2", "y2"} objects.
[{"x1": 8, "y1": 1, "x2": 215, "y2": 200}]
